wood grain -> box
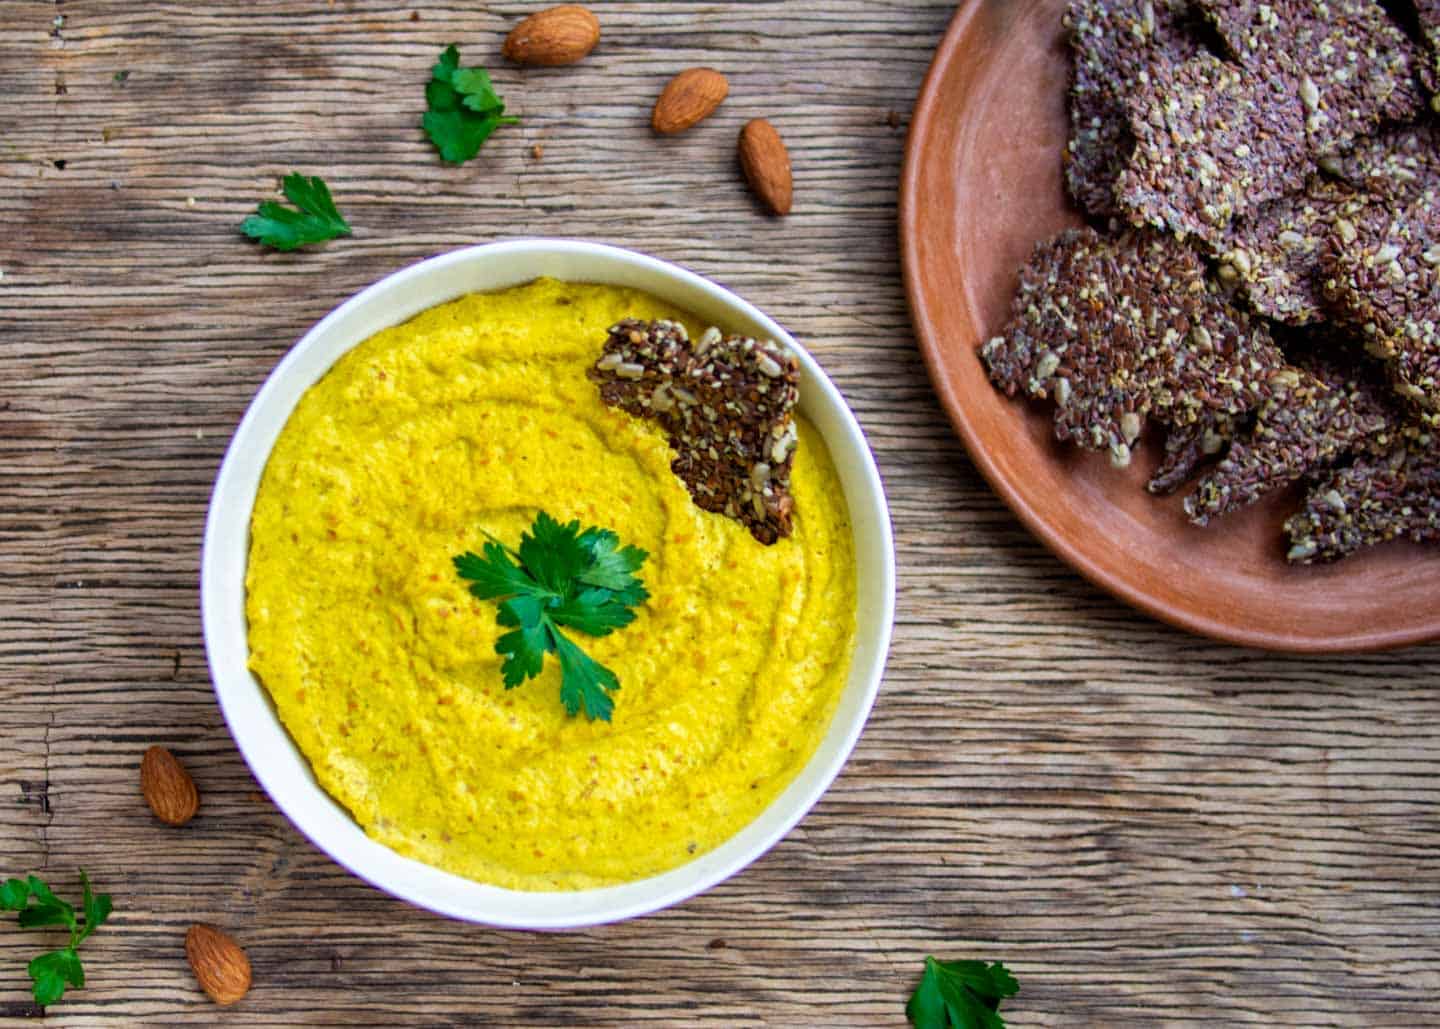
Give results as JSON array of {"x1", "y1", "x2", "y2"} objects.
[{"x1": 2, "y1": 0, "x2": 1439, "y2": 1024}]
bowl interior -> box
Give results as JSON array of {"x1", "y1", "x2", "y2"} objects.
[{"x1": 202, "y1": 240, "x2": 895, "y2": 927}]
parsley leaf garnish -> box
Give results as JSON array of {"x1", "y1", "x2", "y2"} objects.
[
  {"x1": 423, "y1": 44, "x2": 520, "y2": 163},
  {"x1": 1, "y1": 870, "x2": 112, "y2": 1006},
  {"x1": 907, "y1": 956, "x2": 1019, "y2": 1029},
  {"x1": 454, "y1": 511, "x2": 648, "y2": 721},
  {"x1": 240, "y1": 172, "x2": 351, "y2": 251}
]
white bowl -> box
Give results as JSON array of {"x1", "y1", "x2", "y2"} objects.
[{"x1": 202, "y1": 240, "x2": 895, "y2": 928}]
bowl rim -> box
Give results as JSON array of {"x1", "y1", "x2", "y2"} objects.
[{"x1": 202, "y1": 238, "x2": 896, "y2": 928}]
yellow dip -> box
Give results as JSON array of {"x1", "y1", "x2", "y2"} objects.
[{"x1": 246, "y1": 278, "x2": 857, "y2": 890}]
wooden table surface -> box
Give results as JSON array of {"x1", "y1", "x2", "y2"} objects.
[{"x1": 4, "y1": 1, "x2": 1440, "y2": 1024}]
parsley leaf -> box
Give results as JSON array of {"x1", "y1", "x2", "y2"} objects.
[
  {"x1": 28, "y1": 957, "x2": 66, "y2": 1007},
  {"x1": 907, "y1": 956, "x2": 1018, "y2": 1029},
  {"x1": 520, "y1": 511, "x2": 593, "y2": 595},
  {"x1": 455, "y1": 542, "x2": 543, "y2": 602},
  {"x1": 454, "y1": 511, "x2": 648, "y2": 721},
  {"x1": 28, "y1": 949, "x2": 82, "y2": 1006},
  {"x1": 17, "y1": 903, "x2": 72, "y2": 930},
  {"x1": 2, "y1": 870, "x2": 112, "y2": 1007},
  {"x1": 576, "y1": 527, "x2": 650, "y2": 593},
  {"x1": 552, "y1": 629, "x2": 618, "y2": 722},
  {"x1": 423, "y1": 44, "x2": 519, "y2": 163},
  {"x1": 550, "y1": 587, "x2": 639, "y2": 637},
  {"x1": 0, "y1": 879, "x2": 29, "y2": 910},
  {"x1": 24, "y1": 876, "x2": 65, "y2": 911},
  {"x1": 496, "y1": 594, "x2": 552, "y2": 687},
  {"x1": 80, "y1": 871, "x2": 111, "y2": 944},
  {"x1": 240, "y1": 172, "x2": 352, "y2": 251}
]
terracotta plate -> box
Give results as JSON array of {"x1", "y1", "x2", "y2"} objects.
[{"x1": 899, "y1": 0, "x2": 1440, "y2": 652}]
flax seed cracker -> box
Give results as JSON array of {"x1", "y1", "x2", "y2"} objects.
[
  {"x1": 1064, "y1": 0, "x2": 1198, "y2": 217},
  {"x1": 981, "y1": 227, "x2": 1286, "y2": 467},
  {"x1": 591, "y1": 318, "x2": 801, "y2": 545}
]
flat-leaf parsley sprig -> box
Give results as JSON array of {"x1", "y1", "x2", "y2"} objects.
[
  {"x1": 240, "y1": 172, "x2": 352, "y2": 251},
  {"x1": 907, "y1": 956, "x2": 1018, "y2": 1029},
  {"x1": 454, "y1": 511, "x2": 649, "y2": 722},
  {"x1": 1, "y1": 870, "x2": 113, "y2": 1006},
  {"x1": 423, "y1": 44, "x2": 520, "y2": 164}
]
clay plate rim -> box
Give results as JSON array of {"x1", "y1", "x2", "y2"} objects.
[{"x1": 899, "y1": 0, "x2": 1440, "y2": 653}]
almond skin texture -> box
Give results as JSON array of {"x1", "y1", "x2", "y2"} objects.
[
  {"x1": 738, "y1": 118, "x2": 793, "y2": 216},
  {"x1": 186, "y1": 924, "x2": 252, "y2": 1007},
  {"x1": 140, "y1": 745, "x2": 199, "y2": 826},
  {"x1": 651, "y1": 67, "x2": 729, "y2": 134},
  {"x1": 502, "y1": 5, "x2": 600, "y2": 67}
]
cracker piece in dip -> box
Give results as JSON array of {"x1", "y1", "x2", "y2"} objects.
[
  {"x1": 1118, "y1": 52, "x2": 1310, "y2": 246},
  {"x1": 1195, "y1": 0, "x2": 1422, "y2": 153},
  {"x1": 1147, "y1": 414, "x2": 1234, "y2": 495},
  {"x1": 1284, "y1": 430, "x2": 1440, "y2": 561},
  {"x1": 1319, "y1": 186, "x2": 1440, "y2": 412},
  {"x1": 1063, "y1": 0, "x2": 1198, "y2": 218},
  {"x1": 1183, "y1": 361, "x2": 1395, "y2": 524},
  {"x1": 980, "y1": 227, "x2": 1286, "y2": 467},
  {"x1": 591, "y1": 318, "x2": 801, "y2": 545}
]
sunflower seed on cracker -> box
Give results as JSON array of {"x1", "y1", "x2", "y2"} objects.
[
  {"x1": 1064, "y1": 0, "x2": 1198, "y2": 218},
  {"x1": 590, "y1": 318, "x2": 800, "y2": 545},
  {"x1": 1284, "y1": 429, "x2": 1440, "y2": 562}
]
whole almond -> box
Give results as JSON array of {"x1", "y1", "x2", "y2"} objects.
[
  {"x1": 186, "y1": 924, "x2": 252, "y2": 1006},
  {"x1": 140, "y1": 745, "x2": 199, "y2": 826},
  {"x1": 651, "y1": 67, "x2": 729, "y2": 134},
  {"x1": 738, "y1": 118, "x2": 792, "y2": 216},
  {"x1": 502, "y1": 5, "x2": 600, "y2": 67}
]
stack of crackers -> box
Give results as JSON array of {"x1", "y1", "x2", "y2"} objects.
[{"x1": 984, "y1": 0, "x2": 1440, "y2": 562}]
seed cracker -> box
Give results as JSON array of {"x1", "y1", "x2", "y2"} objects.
[
  {"x1": 1325, "y1": 122, "x2": 1440, "y2": 200},
  {"x1": 1319, "y1": 186, "x2": 1440, "y2": 413},
  {"x1": 1217, "y1": 178, "x2": 1366, "y2": 325},
  {"x1": 1183, "y1": 361, "x2": 1395, "y2": 524},
  {"x1": 590, "y1": 319, "x2": 801, "y2": 545},
  {"x1": 1217, "y1": 123, "x2": 1440, "y2": 325},
  {"x1": 1284, "y1": 430, "x2": 1440, "y2": 562},
  {"x1": 1119, "y1": 52, "x2": 1310, "y2": 246},
  {"x1": 1064, "y1": 0, "x2": 1197, "y2": 218},
  {"x1": 981, "y1": 227, "x2": 1286, "y2": 467},
  {"x1": 1405, "y1": 0, "x2": 1440, "y2": 98},
  {"x1": 1195, "y1": 0, "x2": 1422, "y2": 154},
  {"x1": 1147, "y1": 413, "x2": 1234, "y2": 494}
]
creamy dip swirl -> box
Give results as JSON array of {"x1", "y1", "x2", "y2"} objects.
[{"x1": 247, "y1": 279, "x2": 857, "y2": 890}]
